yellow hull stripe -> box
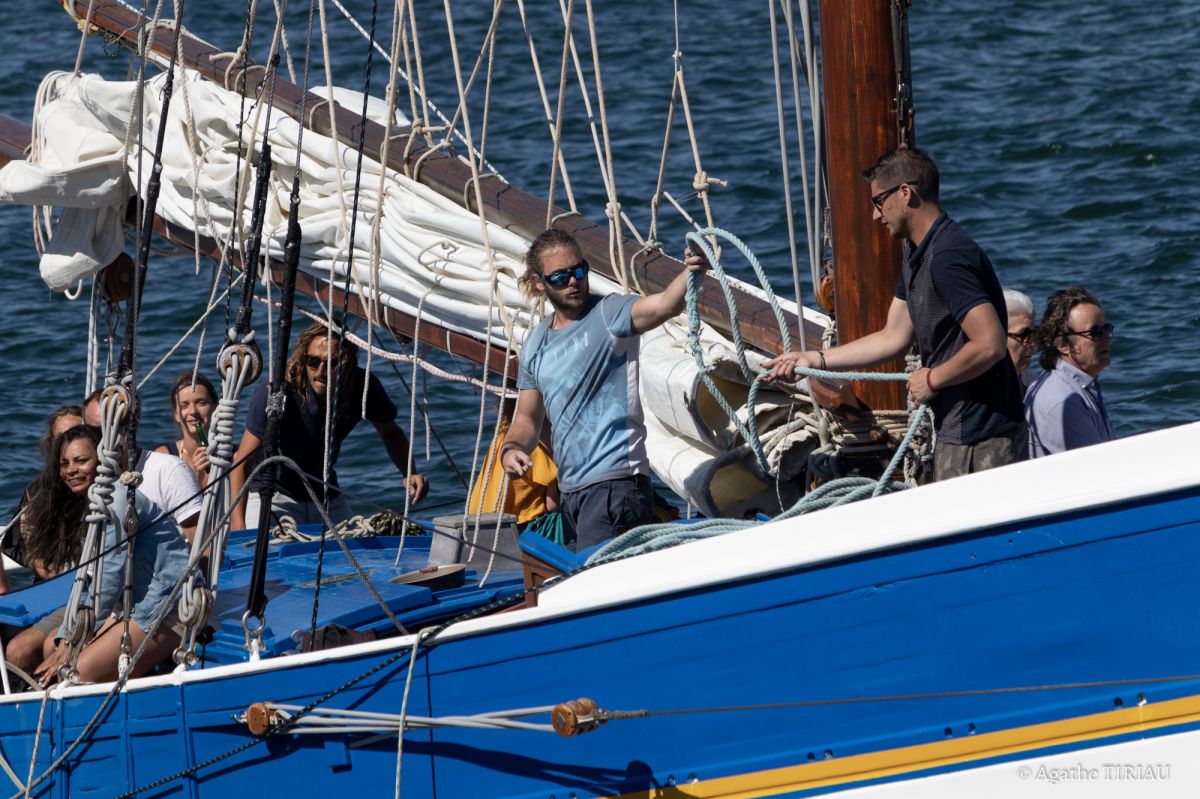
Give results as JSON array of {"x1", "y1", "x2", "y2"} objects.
[{"x1": 613, "y1": 693, "x2": 1200, "y2": 798}]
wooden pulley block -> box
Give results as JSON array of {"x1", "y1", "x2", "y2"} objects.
[{"x1": 100, "y1": 252, "x2": 135, "y2": 303}]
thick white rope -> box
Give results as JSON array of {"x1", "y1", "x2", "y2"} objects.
[
  {"x1": 327, "y1": 0, "x2": 502, "y2": 177},
  {"x1": 778, "y1": 0, "x2": 820, "y2": 290},
  {"x1": 514, "y1": 0, "x2": 577, "y2": 212},
  {"x1": 362, "y1": 0, "x2": 409, "y2": 420},
  {"x1": 580, "y1": 0, "x2": 627, "y2": 291},
  {"x1": 270, "y1": 701, "x2": 557, "y2": 734},
  {"x1": 766, "y1": 0, "x2": 828, "y2": 447},
  {"x1": 796, "y1": 0, "x2": 825, "y2": 291},
  {"x1": 392, "y1": 626, "x2": 435, "y2": 799},
  {"x1": 544, "y1": 0, "x2": 573, "y2": 226}
]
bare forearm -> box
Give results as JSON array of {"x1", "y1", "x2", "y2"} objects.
[
  {"x1": 929, "y1": 339, "x2": 1004, "y2": 388},
  {"x1": 502, "y1": 415, "x2": 540, "y2": 455},
  {"x1": 381, "y1": 429, "x2": 415, "y2": 475},
  {"x1": 658, "y1": 268, "x2": 690, "y2": 318},
  {"x1": 824, "y1": 329, "x2": 910, "y2": 370}
]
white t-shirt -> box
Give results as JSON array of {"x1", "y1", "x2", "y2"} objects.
[{"x1": 136, "y1": 450, "x2": 203, "y2": 527}]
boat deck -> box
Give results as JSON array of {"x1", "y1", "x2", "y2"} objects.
[{"x1": 0, "y1": 530, "x2": 525, "y2": 671}]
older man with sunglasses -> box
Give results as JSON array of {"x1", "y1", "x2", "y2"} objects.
[
  {"x1": 763, "y1": 147, "x2": 1026, "y2": 482},
  {"x1": 1024, "y1": 287, "x2": 1115, "y2": 457},
  {"x1": 501, "y1": 229, "x2": 706, "y2": 551},
  {"x1": 1002, "y1": 288, "x2": 1037, "y2": 378}
]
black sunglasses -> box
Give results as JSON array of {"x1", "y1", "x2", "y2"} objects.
[
  {"x1": 1065, "y1": 323, "x2": 1114, "y2": 341},
  {"x1": 1007, "y1": 329, "x2": 1035, "y2": 344},
  {"x1": 539, "y1": 260, "x2": 589, "y2": 288},
  {"x1": 870, "y1": 182, "x2": 911, "y2": 210},
  {"x1": 305, "y1": 355, "x2": 329, "y2": 370}
]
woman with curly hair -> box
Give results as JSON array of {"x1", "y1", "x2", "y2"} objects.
[
  {"x1": 5, "y1": 424, "x2": 100, "y2": 677},
  {"x1": 229, "y1": 321, "x2": 428, "y2": 530},
  {"x1": 1, "y1": 405, "x2": 86, "y2": 585},
  {"x1": 19, "y1": 425, "x2": 196, "y2": 686}
]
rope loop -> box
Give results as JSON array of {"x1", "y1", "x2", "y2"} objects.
[
  {"x1": 549, "y1": 209, "x2": 582, "y2": 227},
  {"x1": 462, "y1": 172, "x2": 506, "y2": 212},
  {"x1": 683, "y1": 227, "x2": 795, "y2": 471},
  {"x1": 410, "y1": 140, "x2": 450, "y2": 183},
  {"x1": 305, "y1": 98, "x2": 335, "y2": 130}
]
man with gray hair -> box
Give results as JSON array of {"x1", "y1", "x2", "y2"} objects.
[
  {"x1": 1024, "y1": 286, "x2": 1115, "y2": 457},
  {"x1": 1002, "y1": 288, "x2": 1036, "y2": 381}
]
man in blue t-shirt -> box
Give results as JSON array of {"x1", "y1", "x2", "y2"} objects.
[
  {"x1": 764, "y1": 148, "x2": 1024, "y2": 482},
  {"x1": 230, "y1": 322, "x2": 428, "y2": 529},
  {"x1": 501, "y1": 229, "x2": 707, "y2": 551}
]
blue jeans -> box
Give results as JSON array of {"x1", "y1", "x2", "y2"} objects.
[{"x1": 559, "y1": 475, "x2": 653, "y2": 552}]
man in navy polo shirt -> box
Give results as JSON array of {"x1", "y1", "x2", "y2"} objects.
[
  {"x1": 500, "y1": 229, "x2": 706, "y2": 551},
  {"x1": 764, "y1": 147, "x2": 1025, "y2": 481}
]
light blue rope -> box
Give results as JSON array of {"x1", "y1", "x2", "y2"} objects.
[
  {"x1": 595, "y1": 230, "x2": 930, "y2": 566},
  {"x1": 584, "y1": 474, "x2": 910, "y2": 566},
  {"x1": 683, "y1": 228, "x2": 791, "y2": 471},
  {"x1": 585, "y1": 367, "x2": 928, "y2": 565},
  {"x1": 679, "y1": 227, "x2": 918, "y2": 474}
]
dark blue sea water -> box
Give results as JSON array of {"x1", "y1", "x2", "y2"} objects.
[{"x1": 0, "y1": 0, "x2": 1196, "y2": 515}]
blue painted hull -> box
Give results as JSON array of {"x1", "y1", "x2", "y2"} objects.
[{"x1": 6, "y1": 483, "x2": 1200, "y2": 798}]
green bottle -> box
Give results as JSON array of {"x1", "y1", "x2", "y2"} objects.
[{"x1": 195, "y1": 421, "x2": 208, "y2": 447}]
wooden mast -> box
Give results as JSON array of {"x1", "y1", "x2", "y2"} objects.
[{"x1": 817, "y1": 0, "x2": 909, "y2": 411}]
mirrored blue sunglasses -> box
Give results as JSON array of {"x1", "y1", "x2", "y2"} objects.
[{"x1": 539, "y1": 260, "x2": 589, "y2": 288}]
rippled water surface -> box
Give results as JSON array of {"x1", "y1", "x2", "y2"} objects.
[{"x1": 0, "y1": 0, "x2": 1196, "y2": 512}]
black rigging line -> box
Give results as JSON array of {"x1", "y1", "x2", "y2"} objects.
[
  {"x1": 312, "y1": 0, "x2": 383, "y2": 652},
  {"x1": 247, "y1": 0, "x2": 313, "y2": 623}
]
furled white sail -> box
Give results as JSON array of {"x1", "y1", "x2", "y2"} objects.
[{"x1": 0, "y1": 68, "x2": 827, "y2": 517}]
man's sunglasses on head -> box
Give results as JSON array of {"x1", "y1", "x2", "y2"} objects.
[{"x1": 539, "y1": 261, "x2": 589, "y2": 288}]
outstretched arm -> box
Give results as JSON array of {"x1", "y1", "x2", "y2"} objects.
[
  {"x1": 500, "y1": 389, "x2": 547, "y2": 479},
  {"x1": 629, "y1": 250, "x2": 710, "y2": 335},
  {"x1": 373, "y1": 419, "x2": 429, "y2": 503},
  {"x1": 763, "y1": 297, "x2": 915, "y2": 381}
]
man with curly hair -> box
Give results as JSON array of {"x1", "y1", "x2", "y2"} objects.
[
  {"x1": 1024, "y1": 287, "x2": 1115, "y2": 457},
  {"x1": 230, "y1": 322, "x2": 427, "y2": 529}
]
